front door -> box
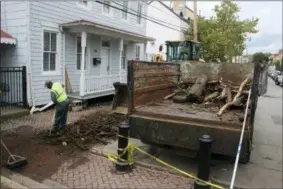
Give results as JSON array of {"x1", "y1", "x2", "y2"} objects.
[{"x1": 101, "y1": 40, "x2": 110, "y2": 76}]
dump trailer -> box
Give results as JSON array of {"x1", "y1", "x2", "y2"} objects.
[{"x1": 112, "y1": 60, "x2": 261, "y2": 163}]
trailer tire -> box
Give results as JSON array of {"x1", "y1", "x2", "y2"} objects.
[
  {"x1": 240, "y1": 151, "x2": 251, "y2": 164},
  {"x1": 173, "y1": 95, "x2": 187, "y2": 103},
  {"x1": 240, "y1": 139, "x2": 252, "y2": 164}
]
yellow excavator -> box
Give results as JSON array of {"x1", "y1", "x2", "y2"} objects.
[{"x1": 151, "y1": 40, "x2": 201, "y2": 63}]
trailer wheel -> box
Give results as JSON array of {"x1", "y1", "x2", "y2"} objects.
[
  {"x1": 239, "y1": 138, "x2": 252, "y2": 164},
  {"x1": 173, "y1": 95, "x2": 187, "y2": 103}
]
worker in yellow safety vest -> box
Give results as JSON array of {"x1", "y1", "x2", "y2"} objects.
[{"x1": 45, "y1": 80, "x2": 69, "y2": 134}]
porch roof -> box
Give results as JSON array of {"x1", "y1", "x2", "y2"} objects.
[
  {"x1": 60, "y1": 20, "x2": 155, "y2": 43},
  {"x1": 0, "y1": 29, "x2": 16, "y2": 45}
]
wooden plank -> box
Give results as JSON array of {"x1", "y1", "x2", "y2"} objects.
[
  {"x1": 65, "y1": 68, "x2": 73, "y2": 93},
  {"x1": 134, "y1": 83, "x2": 175, "y2": 94}
]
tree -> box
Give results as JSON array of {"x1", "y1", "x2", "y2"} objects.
[
  {"x1": 252, "y1": 52, "x2": 270, "y2": 63},
  {"x1": 187, "y1": 0, "x2": 258, "y2": 62}
]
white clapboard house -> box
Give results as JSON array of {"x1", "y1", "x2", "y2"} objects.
[
  {"x1": 146, "y1": 1, "x2": 194, "y2": 61},
  {"x1": 1, "y1": 1, "x2": 153, "y2": 106}
]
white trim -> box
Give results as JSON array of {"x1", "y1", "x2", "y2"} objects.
[
  {"x1": 121, "y1": 0, "x2": 129, "y2": 22},
  {"x1": 102, "y1": 0, "x2": 113, "y2": 17},
  {"x1": 62, "y1": 31, "x2": 66, "y2": 87},
  {"x1": 80, "y1": 31, "x2": 87, "y2": 96},
  {"x1": 135, "y1": 44, "x2": 141, "y2": 60},
  {"x1": 76, "y1": 1, "x2": 92, "y2": 11},
  {"x1": 75, "y1": 35, "x2": 90, "y2": 74},
  {"x1": 101, "y1": 39, "x2": 111, "y2": 76},
  {"x1": 41, "y1": 24, "x2": 61, "y2": 75},
  {"x1": 0, "y1": 37, "x2": 16, "y2": 44},
  {"x1": 27, "y1": 1, "x2": 33, "y2": 107},
  {"x1": 118, "y1": 38, "x2": 123, "y2": 81},
  {"x1": 136, "y1": 3, "x2": 143, "y2": 26}
]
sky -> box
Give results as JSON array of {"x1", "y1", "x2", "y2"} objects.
[{"x1": 186, "y1": 1, "x2": 283, "y2": 54}]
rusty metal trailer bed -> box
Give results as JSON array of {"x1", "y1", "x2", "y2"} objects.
[{"x1": 115, "y1": 61, "x2": 260, "y2": 163}]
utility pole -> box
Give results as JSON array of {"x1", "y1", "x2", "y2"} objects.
[{"x1": 193, "y1": 0, "x2": 198, "y2": 42}]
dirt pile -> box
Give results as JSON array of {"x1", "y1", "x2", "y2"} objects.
[{"x1": 38, "y1": 109, "x2": 126, "y2": 151}]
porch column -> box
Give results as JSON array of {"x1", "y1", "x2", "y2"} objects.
[
  {"x1": 118, "y1": 38, "x2": 124, "y2": 82},
  {"x1": 143, "y1": 42, "x2": 147, "y2": 61},
  {"x1": 80, "y1": 31, "x2": 87, "y2": 96}
]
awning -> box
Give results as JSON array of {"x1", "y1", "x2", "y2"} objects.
[
  {"x1": 1, "y1": 29, "x2": 16, "y2": 45},
  {"x1": 60, "y1": 20, "x2": 155, "y2": 43}
]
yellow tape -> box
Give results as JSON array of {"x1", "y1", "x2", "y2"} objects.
[
  {"x1": 106, "y1": 135, "x2": 224, "y2": 189},
  {"x1": 107, "y1": 143, "x2": 135, "y2": 165}
]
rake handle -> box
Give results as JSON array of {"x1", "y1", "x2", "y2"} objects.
[{"x1": 1, "y1": 140, "x2": 17, "y2": 161}]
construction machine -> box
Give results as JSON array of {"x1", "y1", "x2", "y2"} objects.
[
  {"x1": 151, "y1": 40, "x2": 202, "y2": 63},
  {"x1": 165, "y1": 40, "x2": 201, "y2": 61}
]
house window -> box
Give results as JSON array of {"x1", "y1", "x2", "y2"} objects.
[
  {"x1": 76, "y1": 37, "x2": 87, "y2": 70},
  {"x1": 135, "y1": 45, "x2": 140, "y2": 60},
  {"x1": 137, "y1": 3, "x2": 142, "y2": 24},
  {"x1": 102, "y1": 40, "x2": 110, "y2": 48},
  {"x1": 122, "y1": 1, "x2": 128, "y2": 20},
  {"x1": 121, "y1": 44, "x2": 127, "y2": 69},
  {"x1": 103, "y1": 1, "x2": 110, "y2": 14},
  {"x1": 78, "y1": 1, "x2": 88, "y2": 6},
  {"x1": 43, "y1": 31, "x2": 57, "y2": 71}
]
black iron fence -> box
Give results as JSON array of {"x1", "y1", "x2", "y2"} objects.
[{"x1": 0, "y1": 66, "x2": 27, "y2": 109}]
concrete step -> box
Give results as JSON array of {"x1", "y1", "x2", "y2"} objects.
[{"x1": 1, "y1": 168, "x2": 69, "y2": 189}]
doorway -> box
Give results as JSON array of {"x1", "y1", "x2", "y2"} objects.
[{"x1": 101, "y1": 40, "x2": 111, "y2": 76}]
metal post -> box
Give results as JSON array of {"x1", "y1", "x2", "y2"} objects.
[
  {"x1": 116, "y1": 120, "x2": 130, "y2": 172},
  {"x1": 22, "y1": 66, "x2": 27, "y2": 108},
  {"x1": 194, "y1": 135, "x2": 213, "y2": 189}
]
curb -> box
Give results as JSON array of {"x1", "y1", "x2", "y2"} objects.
[
  {"x1": 1, "y1": 175, "x2": 29, "y2": 189},
  {"x1": 1, "y1": 168, "x2": 50, "y2": 189}
]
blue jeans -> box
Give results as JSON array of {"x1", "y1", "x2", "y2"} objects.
[{"x1": 53, "y1": 99, "x2": 70, "y2": 130}]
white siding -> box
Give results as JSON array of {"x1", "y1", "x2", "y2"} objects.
[
  {"x1": 29, "y1": 1, "x2": 148, "y2": 105},
  {"x1": 1, "y1": 1, "x2": 28, "y2": 67},
  {"x1": 0, "y1": 1, "x2": 30, "y2": 106},
  {"x1": 65, "y1": 33, "x2": 79, "y2": 92},
  {"x1": 146, "y1": 2, "x2": 186, "y2": 60}
]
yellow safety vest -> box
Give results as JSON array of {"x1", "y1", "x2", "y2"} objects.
[{"x1": 51, "y1": 82, "x2": 67, "y2": 103}]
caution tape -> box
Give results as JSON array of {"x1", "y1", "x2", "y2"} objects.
[{"x1": 106, "y1": 135, "x2": 224, "y2": 189}]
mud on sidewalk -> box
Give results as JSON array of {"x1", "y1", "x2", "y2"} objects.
[{"x1": 1, "y1": 108, "x2": 194, "y2": 188}]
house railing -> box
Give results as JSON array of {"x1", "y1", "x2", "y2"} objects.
[
  {"x1": 0, "y1": 66, "x2": 28, "y2": 110},
  {"x1": 84, "y1": 74, "x2": 127, "y2": 95}
]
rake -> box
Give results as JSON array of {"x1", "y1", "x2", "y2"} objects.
[{"x1": 1, "y1": 140, "x2": 27, "y2": 170}]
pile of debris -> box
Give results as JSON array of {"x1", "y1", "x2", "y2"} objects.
[
  {"x1": 39, "y1": 109, "x2": 126, "y2": 150},
  {"x1": 166, "y1": 75, "x2": 252, "y2": 116}
]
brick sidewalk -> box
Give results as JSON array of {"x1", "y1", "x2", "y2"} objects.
[
  {"x1": 1, "y1": 106, "x2": 109, "y2": 132},
  {"x1": 2, "y1": 106, "x2": 194, "y2": 188},
  {"x1": 50, "y1": 153, "x2": 194, "y2": 189}
]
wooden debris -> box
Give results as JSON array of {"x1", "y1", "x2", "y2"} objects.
[
  {"x1": 226, "y1": 87, "x2": 232, "y2": 103},
  {"x1": 38, "y1": 110, "x2": 126, "y2": 151},
  {"x1": 187, "y1": 75, "x2": 208, "y2": 103},
  {"x1": 170, "y1": 75, "x2": 252, "y2": 117},
  {"x1": 217, "y1": 77, "x2": 250, "y2": 116},
  {"x1": 204, "y1": 91, "x2": 219, "y2": 102},
  {"x1": 217, "y1": 87, "x2": 227, "y2": 100},
  {"x1": 164, "y1": 92, "x2": 176, "y2": 100}
]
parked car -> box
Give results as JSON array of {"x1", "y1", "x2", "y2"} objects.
[
  {"x1": 274, "y1": 71, "x2": 282, "y2": 84},
  {"x1": 276, "y1": 72, "x2": 283, "y2": 86},
  {"x1": 272, "y1": 71, "x2": 280, "y2": 81}
]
